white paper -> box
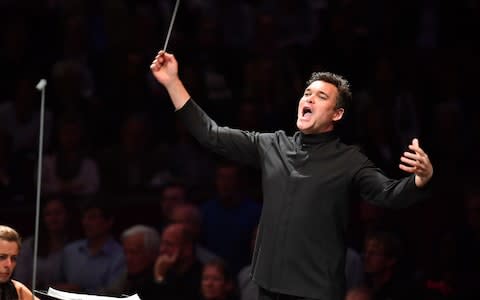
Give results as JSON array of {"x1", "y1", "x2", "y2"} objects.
[{"x1": 45, "y1": 287, "x2": 141, "y2": 300}]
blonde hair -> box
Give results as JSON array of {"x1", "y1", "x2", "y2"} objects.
[{"x1": 0, "y1": 225, "x2": 22, "y2": 250}]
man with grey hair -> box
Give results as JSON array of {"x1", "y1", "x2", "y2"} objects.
[{"x1": 101, "y1": 225, "x2": 160, "y2": 298}]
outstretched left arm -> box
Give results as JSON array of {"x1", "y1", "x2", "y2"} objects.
[{"x1": 399, "y1": 138, "x2": 433, "y2": 188}]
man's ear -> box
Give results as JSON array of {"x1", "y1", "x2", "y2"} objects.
[{"x1": 333, "y1": 108, "x2": 344, "y2": 122}]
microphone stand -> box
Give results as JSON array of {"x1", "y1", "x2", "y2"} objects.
[{"x1": 32, "y1": 79, "x2": 47, "y2": 299}]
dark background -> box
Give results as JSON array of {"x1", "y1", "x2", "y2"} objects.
[{"x1": 1, "y1": 0, "x2": 479, "y2": 296}]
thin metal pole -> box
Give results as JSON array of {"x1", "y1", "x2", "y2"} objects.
[{"x1": 32, "y1": 79, "x2": 47, "y2": 298}]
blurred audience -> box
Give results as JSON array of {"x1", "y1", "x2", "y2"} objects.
[
  {"x1": 363, "y1": 230, "x2": 420, "y2": 300},
  {"x1": 201, "y1": 161, "x2": 261, "y2": 275},
  {"x1": 0, "y1": 129, "x2": 18, "y2": 203},
  {"x1": 201, "y1": 259, "x2": 238, "y2": 300},
  {"x1": 345, "y1": 286, "x2": 372, "y2": 300},
  {"x1": 98, "y1": 113, "x2": 171, "y2": 196},
  {"x1": 14, "y1": 196, "x2": 78, "y2": 290},
  {"x1": 0, "y1": 76, "x2": 53, "y2": 160},
  {"x1": 41, "y1": 114, "x2": 100, "y2": 199},
  {"x1": 54, "y1": 201, "x2": 125, "y2": 293},
  {"x1": 345, "y1": 247, "x2": 365, "y2": 292},
  {"x1": 170, "y1": 202, "x2": 219, "y2": 264},
  {"x1": 146, "y1": 223, "x2": 203, "y2": 300},
  {"x1": 1, "y1": 0, "x2": 479, "y2": 297},
  {"x1": 165, "y1": 119, "x2": 216, "y2": 200},
  {"x1": 421, "y1": 185, "x2": 480, "y2": 300},
  {"x1": 101, "y1": 225, "x2": 160, "y2": 299},
  {"x1": 156, "y1": 180, "x2": 189, "y2": 231}
]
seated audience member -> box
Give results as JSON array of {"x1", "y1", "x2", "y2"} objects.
[
  {"x1": 0, "y1": 225, "x2": 39, "y2": 300},
  {"x1": 345, "y1": 247, "x2": 365, "y2": 291},
  {"x1": 0, "y1": 129, "x2": 23, "y2": 204},
  {"x1": 101, "y1": 225, "x2": 160, "y2": 298},
  {"x1": 165, "y1": 119, "x2": 216, "y2": 199},
  {"x1": 421, "y1": 186, "x2": 480, "y2": 300},
  {"x1": 345, "y1": 286, "x2": 372, "y2": 300},
  {"x1": 0, "y1": 76, "x2": 53, "y2": 161},
  {"x1": 363, "y1": 230, "x2": 420, "y2": 300},
  {"x1": 201, "y1": 161, "x2": 261, "y2": 275},
  {"x1": 170, "y1": 202, "x2": 219, "y2": 263},
  {"x1": 54, "y1": 201, "x2": 125, "y2": 293},
  {"x1": 157, "y1": 180, "x2": 189, "y2": 231},
  {"x1": 41, "y1": 115, "x2": 100, "y2": 198},
  {"x1": 201, "y1": 259, "x2": 238, "y2": 300},
  {"x1": 98, "y1": 113, "x2": 172, "y2": 195},
  {"x1": 145, "y1": 223, "x2": 203, "y2": 300},
  {"x1": 14, "y1": 196, "x2": 78, "y2": 289}
]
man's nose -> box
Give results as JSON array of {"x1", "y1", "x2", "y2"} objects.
[{"x1": 3, "y1": 258, "x2": 13, "y2": 268}]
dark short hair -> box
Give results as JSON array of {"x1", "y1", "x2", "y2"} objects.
[
  {"x1": 307, "y1": 72, "x2": 352, "y2": 110},
  {"x1": 203, "y1": 258, "x2": 234, "y2": 282},
  {"x1": 81, "y1": 197, "x2": 114, "y2": 220}
]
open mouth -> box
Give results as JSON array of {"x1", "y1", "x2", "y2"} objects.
[{"x1": 302, "y1": 106, "x2": 312, "y2": 117}]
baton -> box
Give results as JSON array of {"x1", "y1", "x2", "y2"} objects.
[{"x1": 163, "y1": 0, "x2": 181, "y2": 51}]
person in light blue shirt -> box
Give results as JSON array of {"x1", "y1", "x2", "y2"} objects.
[
  {"x1": 201, "y1": 160, "x2": 261, "y2": 276},
  {"x1": 54, "y1": 201, "x2": 126, "y2": 293}
]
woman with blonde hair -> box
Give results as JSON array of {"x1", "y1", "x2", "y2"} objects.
[{"x1": 0, "y1": 225, "x2": 38, "y2": 300}]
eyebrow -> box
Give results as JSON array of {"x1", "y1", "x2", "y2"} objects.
[{"x1": 306, "y1": 87, "x2": 329, "y2": 96}]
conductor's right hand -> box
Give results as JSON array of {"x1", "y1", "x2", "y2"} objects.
[
  {"x1": 150, "y1": 50, "x2": 178, "y2": 87},
  {"x1": 150, "y1": 50, "x2": 191, "y2": 110}
]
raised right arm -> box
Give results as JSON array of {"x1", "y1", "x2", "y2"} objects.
[
  {"x1": 150, "y1": 51, "x2": 190, "y2": 111},
  {"x1": 150, "y1": 50, "x2": 262, "y2": 166}
]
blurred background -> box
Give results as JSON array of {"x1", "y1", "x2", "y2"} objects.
[{"x1": 1, "y1": 0, "x2": 479, "y2": 298}]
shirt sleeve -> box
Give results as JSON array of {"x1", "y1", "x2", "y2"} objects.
[
  {"x1": 176, "y1": 99, "x2": 261, "y2": 167},
  {"x1": 352, "y1": 157, "x2": 431, "y2": 209},
  {"x1": 101, "y1": 250, "x2": 127, "y2": 291}
]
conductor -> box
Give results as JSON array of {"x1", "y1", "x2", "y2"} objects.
[{"x1": 150, "y1": 51, "x2": 433, "y2": 300}]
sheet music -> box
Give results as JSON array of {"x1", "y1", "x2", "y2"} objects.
[{"x1": 36, "y1": 287, "x2": 141, "y2": 300}]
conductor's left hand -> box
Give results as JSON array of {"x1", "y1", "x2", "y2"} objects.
[{"x1": 399, "y1": 138, "x2": 433, "y2": 188}]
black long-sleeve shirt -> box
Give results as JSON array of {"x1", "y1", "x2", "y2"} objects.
[{"x1": 177, "y1": 99, "x2": 429, "y2": 300}]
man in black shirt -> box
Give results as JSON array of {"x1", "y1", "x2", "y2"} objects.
[{"x1": 150, "y1": 51, "x2": 433, "y2": 300}]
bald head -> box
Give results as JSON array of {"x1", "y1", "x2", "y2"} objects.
[
  {"x1": 171, "y1": 203, "x2": 202, "y2": 238},
  {"x1": 159, "y1": 223, "x2": 195, "y2": 269}
]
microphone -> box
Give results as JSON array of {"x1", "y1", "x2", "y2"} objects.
[{"x1": 35, "y1": 79, "x2": 47, "y2": 91}]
